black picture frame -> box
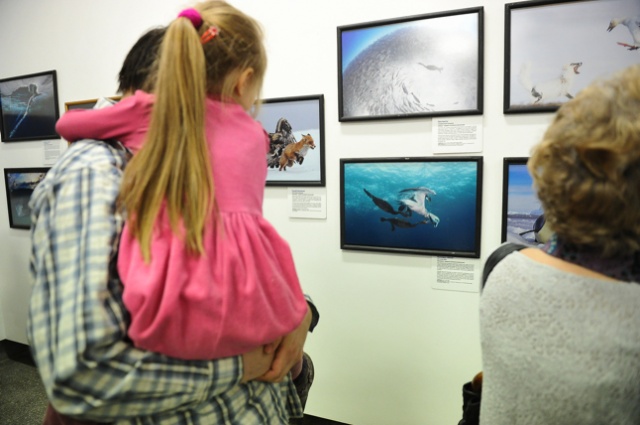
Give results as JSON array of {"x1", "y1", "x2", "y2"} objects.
[
  {"x1": 0, "y1": 70, "x2": 60, "y2": 142},
  {"x1": 501, "y1": 157, "x2": 548, "y2": 246},
  {"x1": 256, "y1": 94, "x2": 325, "y2": 187},
  {"x1": 340, "y1": 156, "x2": 483, "y2": 258},
  {"x1": 4, "y1": 167, "x2": 50, "y2": 229},
  {"x1": 337, "y1": 7, "x2": 484, "y2": 122},
  {"x1": 504, "y1": 0, "x2": 640, "y2": 114}
]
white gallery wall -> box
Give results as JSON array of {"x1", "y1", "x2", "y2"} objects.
[{"x1": 0, "y1": 0, "x2": 555, "y2": 423}]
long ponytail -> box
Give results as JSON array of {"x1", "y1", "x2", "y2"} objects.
[{"x1": 119, "y1": 17, "x2": 214, "y2": 263}]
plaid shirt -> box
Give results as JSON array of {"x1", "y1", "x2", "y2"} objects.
[{"x1": 27, "y1": 140, "x2": 302, "y2": 424}]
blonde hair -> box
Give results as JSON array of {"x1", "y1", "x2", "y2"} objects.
[
  {"x1": 529, "y1": 64, "x2": 640, "y2": 257},
  {"x1": 119, "y1": 1, "x2": 267, "y2": 262}
]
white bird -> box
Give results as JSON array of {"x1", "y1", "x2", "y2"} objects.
[
  {"x1": 607, "y1": 17, "x2": 640, "y2": 51},
  {"x1": 519, "y1": 62, "x2": 582, "y2": 104},
  {"x1": 397, "y1": 187, "x2": 436, "y2": 221}
]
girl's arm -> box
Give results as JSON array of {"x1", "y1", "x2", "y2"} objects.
[{"x1": 56, "y1": 93, "x2": 151, "y2": 148}]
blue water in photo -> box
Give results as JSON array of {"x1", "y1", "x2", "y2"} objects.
[{"x1": 342, "y1": 161, "x2": 480, "y2": 255}]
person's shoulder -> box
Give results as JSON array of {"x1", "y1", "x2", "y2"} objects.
[
  {"x1": 482, "y1": 242, "x2": 528, "y2": 287},
  {"x1": 52, "y1": 140, "x2": 130, "y2": 177}
]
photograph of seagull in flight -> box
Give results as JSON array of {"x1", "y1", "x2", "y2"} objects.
[{"x1": 607, "y1": 16, "x2": 640, "y2": 50}]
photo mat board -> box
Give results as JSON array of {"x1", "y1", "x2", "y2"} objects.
[
  {"x1": 4, "y1": 167, "x2": 50, "y2": 229},
  {"x1": 0, "y1": 70, "x2": 60, "y2": 142},
  {"x1": 504, "y1": 0, "x2": 640, "y2": 114},
  {"x1": 341, "y1": 157, "x2": 483, "y2": 258},
  {"x1": 501, "y1": 157, "x2": 547, "y2": 246},
  {"x1": 255, "y1": 95, "x2": 325, "y2": 187},
  {"x1": 338, "y1": 7, "x2": 484, "y2": 122}
]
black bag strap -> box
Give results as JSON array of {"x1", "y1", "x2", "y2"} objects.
[{"x1": 481, "y1": 242, "x2": 527, "y2": 290}]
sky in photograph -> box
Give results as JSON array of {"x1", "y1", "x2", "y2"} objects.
[
  {"x1": 507, "y1": 164, "x2": 541, "y2": 214},
  {"x1": 255, "y1": 98, "x2": 320, "y2": 134}
]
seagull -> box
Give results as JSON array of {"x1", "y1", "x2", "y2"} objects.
[
  {"x1": 519, "y1": 62, "x2": 582, "y2": 104},
  {"x1": 607, "y1": 17, "x2": 640, "y2": 50}
]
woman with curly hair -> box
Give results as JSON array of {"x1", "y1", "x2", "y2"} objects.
[{"x1": 479, "y1": 65, "x2": 640, "y2": 425}]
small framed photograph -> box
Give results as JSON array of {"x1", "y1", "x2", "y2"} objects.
[
  {"x1": 337, "y1": 7, "x2": 484, "y2": 122},
  {"x1": 501, "y1": 157, "x2": 550, "y2": 246},
  {"x1": 4, "y1": 167, "x2": 50, "y2": 229},
  {"x1": 255, "y1": 95, "x2": 325, "y2": 187},
  {"x1": 340, "y1": 156, "x2": 483, "y2": 258},
  {"x1": 64, "y1": 96, "x2": 122, "y2": 111},
  {"x1": 0, "y1": 70, "x2": 60, "y2": 142},
  {"x1": 504, "y1": 0, "x2": 640, "y2": 114}
]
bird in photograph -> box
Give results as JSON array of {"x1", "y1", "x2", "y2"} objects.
[
  {"x1": 519, "y1": 61, "x2": 583, "y2": 105},
  {"x1": 607, "y1": 17, "x2": 640, "y2": 51}
]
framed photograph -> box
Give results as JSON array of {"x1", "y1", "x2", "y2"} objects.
[
  {"x1": 340, "y1": 157, "x2": 483, "y2": 258},
  {"x1": 501, "y1": 157, "x2": 551, "y2": 246},
  {"x1": 64, "y1": 96, "x2": 122, "y2": 111},
  {"x1": 4, "y1": 167, "x2": 49, "y2": 229},
  {"x1": 255, "y1": 95, "x2": 325, "y2": 187},
  {"x1": 0, "y1": 70, "x2": 60, "y2": 142},
  {"x1": 504, "y1": 0, "x2": 640, "y2": 114},
  {"x1": 337, "y1": 7, "x2": 484, "y2": 122}
]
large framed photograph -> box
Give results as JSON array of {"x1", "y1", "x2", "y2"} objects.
[
  {"x1": 337, "y1": 7, "x2": 484, "y2": 122},
  {"x1": 341, "y1": 157, "x2": 483, "y2": 258},
  {"x1": 4, "y1": 167, "x2": 49, "y2": 229},
  {"x1": 504, "y1": 0, "x2": 640, "y2": 114},
  {"x1": 0, "y1": 70, "x2": 60, "y2": 142},
  {"x1": 256, "y1": 95, "x2": 325, "y2": 187},
  {"x1": 501, "y1": 157, "x2": 551, "y2": 246}
]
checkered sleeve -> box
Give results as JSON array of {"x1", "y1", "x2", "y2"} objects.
[{"x1": 27, "y1": 141, "x2": 242, "y2": 421}]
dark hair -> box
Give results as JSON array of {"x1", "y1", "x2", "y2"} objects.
[{"x1": 117, "y1": 27, "x2": 166, "y2": 94}]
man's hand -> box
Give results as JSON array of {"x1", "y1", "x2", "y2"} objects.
[
  {"x1": 257, "y1": 308, "x2": 312, "y2": 383},
  {"x1": 241, "y1": 338, "x2": 281, "y2": 383}
]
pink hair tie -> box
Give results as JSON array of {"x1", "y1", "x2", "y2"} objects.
[{"x1": 178, "y1": 8, "x2": 203, "y2": 29}]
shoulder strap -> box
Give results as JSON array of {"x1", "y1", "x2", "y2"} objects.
[{"x1": 481, "y1": 243, "x2": 527, "y2": 290}]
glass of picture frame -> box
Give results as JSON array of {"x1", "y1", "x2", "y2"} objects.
[
  {"x1": 501, "y1": 157, "x2": 549, "y2": 246},
  {"x1": 0, "y1": 70, "x2": 60, "y2": 142},
  {"x1": 337, "y1": 7, "x2": 484, "y2": 122},
  {"x1": 504, "y1": 0, "x2": 640, "y2": 114},
  {"x1": 255, "y1": 94, "x2": 326, "y2": 187},
  {"x1": 340, "y1": 156, "x2": 483, "y2": 258},
  {"x1": 4, "y1": 167, "x2": 50, "y2": 229}
]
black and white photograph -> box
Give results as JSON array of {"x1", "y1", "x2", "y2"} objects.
[
  {"x1": 504, "y1": 0, "x2": 640, "y2": 113},
  {"x1": 338, "y1": 7, "x2": 483, "y2": 122},
  {"x1": 340, "y1": 157, "x2": 483, "y2": 258},
  {"x1": 0, "y1": 70, "x2": 60, "y2": 142},
  {"x1": 3, "y1": 167, "x2": 49, "y2": 229},
  {"x1": 255, "y1": 95, "x2": 325, "y2": 186}
]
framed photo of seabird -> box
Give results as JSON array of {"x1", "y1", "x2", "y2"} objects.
[
  {"x1": 340, "y1": 156, "x2": 483, "y2": 258},
  {"x1": 255, "y1": 94, "x2": 325, "y2": 187},
  {"x1": 501, "y1": 157, "x2": 551, "y2": 246},
  {"x1": 337, "y1": 7, "x2": 484, "y2": 122},
  {"x1": 0, "y1": 70, "x2": 60, "y2": 142},
  {"x1": 4, "y1": 167, "x2": 50, "y2": 229},
  {"x1": 504, "y1": 0, "x2": 640, "y2": 114}
]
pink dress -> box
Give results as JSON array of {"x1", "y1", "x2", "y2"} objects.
[{"x1": 56, "y1": 92, "x2": 308, "y2": 359}]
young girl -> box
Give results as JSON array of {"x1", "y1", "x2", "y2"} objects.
[{"x1": 56, "y1": 1, "x2": 309, "y2": 367}]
